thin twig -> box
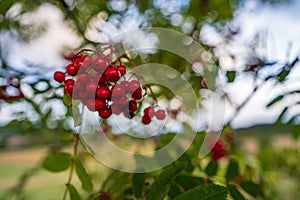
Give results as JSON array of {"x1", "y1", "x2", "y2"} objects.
[{"x1": 62, "y1": 133, "x2": 80, "y2": 200}]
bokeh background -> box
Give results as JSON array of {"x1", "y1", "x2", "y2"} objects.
[{"x1": 1, "y1": 0, "x2": 300, "y2": 199}]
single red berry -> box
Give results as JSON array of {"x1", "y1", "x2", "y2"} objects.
[
  {"x1": 111, "y1": 103, "x2": 123, "y2": 115},
  {"x1": 105, "y1": 66, "x2": 121, "y2": 82},
  {"x1": 97, "y1": 86, "x2": 111, "y2": 99},
  {"x1": 132, "y1": 87, "x2": 143, "y2": 100},
  {"x1": 129, "y1": 80, "x2": 141, "y2": 92},
  {"x1": 98, "y1": 75, "x2": 107, "y2": 84},
  {"x1": 98, "y1": 107, "x2": 112, "y2": 119},
  {"x1": 120, "y1": 81, "x2": 130, "y2": 92},
  {"x1": 66, "y1": 63, "x2": 79, "y2": 76},
  {"x1": 94, "y1": 99, "x2": 107, "y2": 110},
  {"x1": 142, "y1": 115, "x2": 151, "y2": 124},
  {"x1": 86, "y1": 99, "x2": 97, "y2": 111},
  {"x1": 116, "y1": 65, "x2": 127, "y2": 76},
  {"x1": 93, "y1": 57, "x2": 107, "y2": 72},
  {"x1": 111, "y1": 84, "x2": 125, "y2": 98},
  {"x1": 128, "y1": 100, "x2": 138, "y2": 112},
  {"x1": 155, "y1": 110, "x2": 166, "y2": 120},
  {"x1": 77, "y1": 74, "x2": 89, "y2": 83},
  {"x1": 81, "y1": 55, "x2": 93, "y2": 71},
  {"x1": 74, "y1": 57, "x2": 84, "y2": 68},
  {"x1": 86, "y1": 82, "x2": 98, "y2": 94},
  {"x1": 65, "y1": 83, "x2": 74, "y2": 94},
  {"x1": 144, "y1": 106, "x2": 155, "y2": 118},
  {"x1": 113, "y1": 96, "x2": 128, "y2": 107},
  {"x1": 54, "y1": 71, "x2": 65, "y2": 83},
  {"x1": 64, "y1": 79, "x2": 75, "y2": 85}
]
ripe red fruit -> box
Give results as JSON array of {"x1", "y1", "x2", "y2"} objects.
[
  {"x1": 74, "y1": 57, "x2": 84, "y2": 68},
  {"x1": 105, "y1": 66, "x2": 121, "y2": 82},
  {"x1": 116, "y1": 65, "x2": 127, "y2": 76},
  {"x1": 65, "y1": 83, "x2": 74, "y2": 94},
  {"x1": 142, "y1": 115, "x2": 151, "y2": 124},
  {"x1": 64, "y1": 79, "x2": 75, "y2": 85},
  {"x1": 128, "y1": 100, "x2": 138, "y2": 112},
  {"x1": 132, "y1": 87, "x2": 143, "y2": 100},
  {"x1": 98, "y1": 107, "x2": 112, "y2": 119},
  {"x1": 66, "y1": 63, "x2": 79, "y2": 76},
  {"x1": 97, "y1": 86, "x2": 111, "y2": 99},
  {"x1": 120, "y1": 81, "x2": 130, "y2": 91},
  {"x1": 111, "y1": 103, "x2": 123, "y2": 115},
  {"x1": 144, "y1": 106, "x2": 155, "y2": 118},
  {"x1": 54, "y1": 71, "x2": 65, "y2": 83},
  {"x1": 93, "y1": 57, "x2": 107, "y2": 72},
  {"x1": 77, "y1": 74, "x2": 89, "y2": 83},
  {"x1": 155, "y1": 110, "x2": 166, "y2": 120},
  {"x1": 129, "y1": 80, "x2": 141, "y2": 92},
  {"x1": 86, "y1": 82, "x2": 98, "y2": 94},
  {"x1": 111, "y1": 84, "x2": 125, "y2": 98},
  {"x1": 94, "y1": 99, "x2": 107, "y2": 110}
]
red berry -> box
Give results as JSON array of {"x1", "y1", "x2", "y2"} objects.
[
  {"x1": 155, "y1": 110, "x2": 166, "y2": 120},
  {"x1": 86, "y1": 82, "x2": 98, "y2": 94},
  {"x1": 105, "y1": 66, "x2": 121, "y2": 82},
  {"x1": 97, "y1": 86, "x2": 111, "y2": 99},
  {"x1": 66, "y1": 63, "x2": 79, "y2": 76},
  {"x1": 132, "y1": 87, "x2": 143, "y2": 100},
  {"x1": 54, "y1": 71, "x2": 65, "y2": 83},
  {"x1": 111, "y1": 84, "x2": 125, "y2": 98},
  {"x1": 86, "y1": 99, "x2": 97, "y2": 111},
  {"x1": 129, "y1": 80, "x2": 141, "y2": 92},
  {"x1": 93, "y1": 57, "x2": 107, "y2": 72},
  {"x1": 144, "y1": 106, "x2": 155, "y2": 118},
  {"x1": 111, "y1": 103, "x2": 123, "y2": 115},
  {"x1": 128, "y1": 100, "x2": 138, "y2": 112},
  {"x1": 98, "y1": 75, "x2": 107, "y2": 84},
  {"x1": 74, "y1": 57, "x2": 84, "y2": 68},
  {"x1": 77, "y1": 74, "x2": 89, "y2": 83},
  {"x1": 65, "y1": 83, "x2": 74, "y2": 94},
  {"x1": 94, "y1": 99, "x2": 107, "y2": 110},
  {"x1": 116, "y1": 65, "x2": 127, "y2": 76},
  {"x1": 98, "y1": 107, "x2": 112, "y2": 119},
  {"x1": 142, "y1": 115, "x2": 151, "y2": 124},
  {"x1": 114, "y1": 96, "x2": 128, "y2": 106},
  {"x1": 64, "y1": 79, "x2": 75, "y2": 85},
  {"x1": 120, "y1": 81, "x2": 130, "y2": 91}
]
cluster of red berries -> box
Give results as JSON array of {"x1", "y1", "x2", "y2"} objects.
[
  {"x1": 54, "y1": 50, "x2": 166, "y2": 125},
  {"x1": 141, "y1": 106, "x2": 166, "y2": 124}
]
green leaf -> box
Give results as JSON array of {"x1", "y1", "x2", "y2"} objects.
[
  {"x1": 132, "y1": 173, "x2": 145, "y2": 199},
  {"x1": 226, "y1": 159, "x2": 239, "y2": 182},
  {"x1": 205, "y1": 160, "x2": 219, "y2": 176},
  {"x1": 266, "y1": 95, "x2": 283, "y2": 107},
  {"x1": 42, "y1": 152, "x2": 71, "y2": 172},
  {"x1": 148, "y1": 161, "x2": 185, "y2": 200},
  {"x1": 67, "y1": 184, "x2": 81, "y2": 200},
  {"x1": 63, "y1": 93, "x2": 72, "y2": 107},
  {"x1": 240, "y1": 181, "x2": 263, "y2": 197},
  {"x1": 168, "y1": 175, "x2": 205, "y2": 198},
  {"x1": 275, "y1": 107, "x2": 288, "y2": 124},
  {"x1": 228, "y1": 185, "x2": 245, "y2": 200},
  {"x1": 226, "y1": 71, "x2": 236, "y2": 83},
  {"x1": 75, "y1": 158, "x2": 93, "y2": 192},
  {"x1": 174, "y1": 184, "x2": 228, "y2": 200}
]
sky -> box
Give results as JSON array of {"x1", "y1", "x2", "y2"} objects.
[{"x1": 0, "y1": 0, "x2": 300, "y2": 129}]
